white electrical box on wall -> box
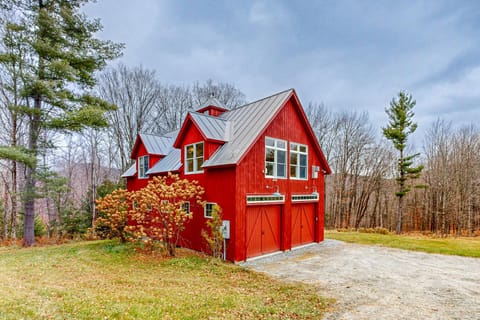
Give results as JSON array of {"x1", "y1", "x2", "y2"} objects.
[
  {"x1": 221, "y1": 220, "x2": 230, "y2": 239},
  {"x1": 312, "y1": 166, "x2": 320, "y2": 179}
]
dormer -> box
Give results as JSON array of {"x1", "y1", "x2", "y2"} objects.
[
  {"x1": 127, "y1": 133, "x2": 175, "y2": 179},
  {"x1": 195, "y1": 94, "x2": 229, "y2": 117},
  {"x1": 174, "y1": 111, "x2": 233, "y2": 175}
]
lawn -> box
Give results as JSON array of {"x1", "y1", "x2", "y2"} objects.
[
  {"x1": 0, "y1": 241, "x2": 330, "y2": 319},
  {"x1": 325, "y1": 230, "x2": 480, "y2": 258}
]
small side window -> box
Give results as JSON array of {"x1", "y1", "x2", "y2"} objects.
[
  {"x1": 204, "y1": 202, "x2": 216, "y2": 218},
  {"x1": 182, "y1": 201, "x2": 190, "y2": 214},
  {"x1": 138, "y1": 155, "x2": 149, "y2": 179}
]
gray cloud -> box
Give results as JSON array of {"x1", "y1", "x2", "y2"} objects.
[{"x1": 83, "y1": 0, "x2": 480, "y2": 142}]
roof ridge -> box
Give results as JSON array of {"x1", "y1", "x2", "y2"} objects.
[
  {"x1": 228, "y1": 88, "x2": 293, "y2": 112},
  {"x1": 190, "y1": 111, "x2": 230, "y2": 122},
  {"x1": 140, "y1": 132, "x2": 175, "y2": 139}
]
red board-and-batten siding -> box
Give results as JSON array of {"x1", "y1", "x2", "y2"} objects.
[
  {"x1": 126, "y1": 142, "x2": 163, "y2": 191},
  {"x1": 172, "y1": 122, "x2": 237, "y2": 255},
  {"x1": 125, "y1": 89, "x2": 330, "y2": 262},
  {"x1": 234, "y1": 97, "x2": 326, "y2": 260}
]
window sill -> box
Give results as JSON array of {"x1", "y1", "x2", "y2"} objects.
[
  {"x1": 265, "y1": 176, "x2": 287, "y2": 180},
  {"x1": 185, "y1": 170, "x2": 204, "y2": 175}
]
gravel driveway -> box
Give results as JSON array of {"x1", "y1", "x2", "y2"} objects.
[{"x1": 241, "y1": 240, "x2": 480, "y2": 320}]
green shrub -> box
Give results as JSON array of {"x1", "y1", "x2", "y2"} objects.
[{"x1": 34, "y1": 215, "x2": 47, "y2": 237}]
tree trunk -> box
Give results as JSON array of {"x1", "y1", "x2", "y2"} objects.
[
  {"x1": 3, "y1": 185, "x2": 8, "y2": 239},
  {"x1": 23, "y1": 93, "x2": 41, "y2": 246},
  {"x1": 396, "y1": 195, "x2": 403, "y2": 234},
  {"x1": 23, "y1": 165, "x2": 35, "y2": 246},
  {"x1": 10, "y1": 161, "x2": 17, "y2": 239},
  {"x1": 23, "y1": 0, "x2": 45, "y2": 246}
]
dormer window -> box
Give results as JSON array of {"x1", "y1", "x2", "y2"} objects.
[
  {"x1": 138, "y1": 155, "x2": 149, "y2": 179},
  {"x1": 185, "y1": 142, "x2": 204, "y2": 174}
]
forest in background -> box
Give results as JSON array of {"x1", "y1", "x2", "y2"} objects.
[
  {"x1": 2, "y1": 62, "x2": 479, "y2": 239},
  {"x1": 307, "y1": 104, "x2": 480, "y2": 236}
]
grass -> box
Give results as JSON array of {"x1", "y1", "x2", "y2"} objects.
[
  {"x1": 0, "y1": 241, "x2": 330, "y2": 319},
  {"x1": 325, "y1": 230, "x2": 480, "y2": 258}
]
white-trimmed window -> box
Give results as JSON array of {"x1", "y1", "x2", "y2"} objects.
[
  {"x1": 204, "y1": 202, "x2": 216, "y2": 218},
  {"x1": 181, "y1": 201, "x2": 190, "y2": 214},
  {"x1": 292, "y1": 194, "x2": 319, "y2": 202},
  {"x1": 138, "y1": 155, "x2": 149, "y2": 179},
  {"x1": 185, "y1": 142, "x2": 204, "y2": 174},
  {"x1": 247, "y1": 195, "x2": 285, "y2": 204},
  {"x1": 265, "y1": 137, "x2": 287, "y2": 178},
  {"x1": 290, "y1": 143, "x2": 308, "y2": 179}
]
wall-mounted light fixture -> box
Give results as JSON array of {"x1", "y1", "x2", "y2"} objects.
[
  {"x1": 272, "y1": 185, "x2": 281, "y2": 196},
  {"x1": 266, "y1": 184, "x2": 281, "y2": 196}
]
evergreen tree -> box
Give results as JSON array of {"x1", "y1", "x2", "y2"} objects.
[
  {"x1": 0, "y1": 0, "x2": 123, "y2": 246},
  {"x1": 383, "y1": 91, "x2": 423, "y2": 234}
]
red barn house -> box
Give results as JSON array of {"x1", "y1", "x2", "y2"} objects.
[{"x1": 122, "y1": 89, "x2": 331, "y2": 262}]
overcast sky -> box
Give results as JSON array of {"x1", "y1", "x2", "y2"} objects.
[{"x1": 84, "y1": 0, "x2": 480, "y2": 145}]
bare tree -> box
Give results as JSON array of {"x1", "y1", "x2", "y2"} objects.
[
  {"x1": 0, "y1": 13, "x2": 29, "y2": 239},
  {"x1": 154, "y1": 84, "x2": 192, "y2": 133},
  {"x1": 97, "y1": 64, "x2": 161, "y2": 171},
  {"x1": 450, "y1": 125, "x2": 479, "y2": 236},
  {"x1": 305, "y1": 102, "x2": 336, "y2": 163},
  {"x1": 192, "y1": 79, "x2": 246, "y2": 109},
  {"x1": 423, "y1": 119, "x2": 452, "y2": 236}
]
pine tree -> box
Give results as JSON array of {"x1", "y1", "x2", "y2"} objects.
[
  {"x1": 383, "y1": 91, "x2": 423, "y2": 234},
  {"x1": 0, "y1": 0, "x2": 123, "y2": 246}
]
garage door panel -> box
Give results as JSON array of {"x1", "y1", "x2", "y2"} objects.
[
  {"x1": 263, "y1": 207, "x2": 280, "y2": 254},
  {"x1": 246, "y1": 205, "x2": 281, "y2": 258},
  {"x1": 292, "y1": 204, "x2": 315, "y2": 247},
  {"x1": 246, "y1": 209, "x2": 262, "y2": 257}
]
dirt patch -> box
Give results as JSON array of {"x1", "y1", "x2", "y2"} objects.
[{"x1": 242, "y1": 240, "x2": 480, "y2": 319}]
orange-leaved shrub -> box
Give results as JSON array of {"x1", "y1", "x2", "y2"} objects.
[
  {"x1": 94, "y1": 189, "x2": 131, "y2": 243},
  {"x1": 95, "y1": 173, "x2": 205, "y2": 256}
]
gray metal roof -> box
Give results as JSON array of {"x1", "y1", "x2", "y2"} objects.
[
  {"x1": 126, "y1": 89, "x2": 294, "y2": 175},
  {"x1": 163, "y1": 129, "x2": 180, "y2": 138},
  {"x1": 190, "y1": 112, "x2": 232, "y2": 142},
  {"x1": 121, "y1": 163, "x2": 136, "y2": 178},
  {"x1": 140, "y1": 133, "x2": 174, "y2": 155},
  {"x1": 203, "y1": 89, "x2": 293, "y2": 167},
  {"x1": 146, "y1": 148, "x2": 182, "y2": 174}
]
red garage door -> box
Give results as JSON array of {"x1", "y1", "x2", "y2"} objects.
[
  {"x1": 291, "y1": 204, "x2": 315, "y2": 247},
  {"x1": 246, "y1": 205, "x2": 281, "y2": 258}
]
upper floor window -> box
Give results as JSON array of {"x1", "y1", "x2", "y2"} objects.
[
  {"x1": 185, "y1": 142, "x2": 204, "y2": 174},
  {"x1": 138, "y1": 155, "x2": 149, "y2": 179},
  {"x1": 265, "y1": 137, "x2": 287, "y2": 178},
  {"x1": 290, "y1": 143, "x2": 308, "y2": 179}
]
